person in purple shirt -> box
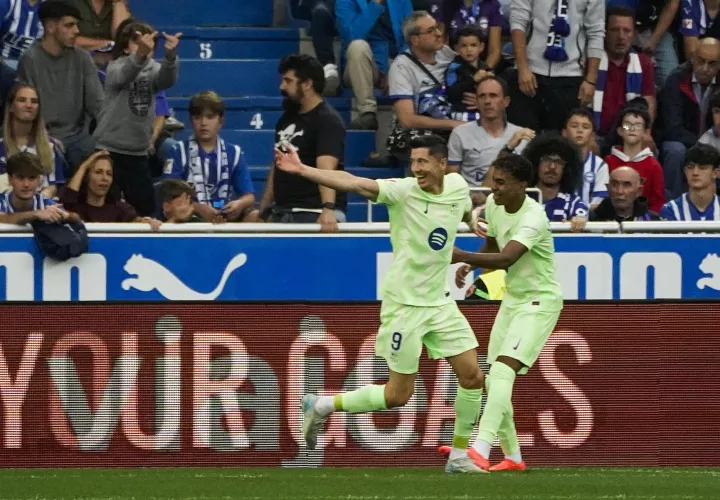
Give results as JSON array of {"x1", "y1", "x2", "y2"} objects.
[{"x1": 432, "y1": 0, "x2": 503, "y2": 68}]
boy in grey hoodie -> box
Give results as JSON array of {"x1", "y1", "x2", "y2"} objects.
[
  {"x1": 506, "y1": 0, "x2": 605, "y2": 132},
  {"x1": 93, "y1": 22, "x2": 180, "y2": 216}
]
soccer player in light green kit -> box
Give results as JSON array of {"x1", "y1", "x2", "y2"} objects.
[
  {"x1": 451, "y1": 153, "x2": 563, "y2": 471},
  {"x1": 274, "y1": 135, "x2": 487, "y2": 473}
]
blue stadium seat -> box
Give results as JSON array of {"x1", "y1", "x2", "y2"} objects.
[
  {"x1": 169, "y1": 59, "x2": 281, "y2": 96},
  {"x1": 130, "y1": 0, "x2": 272, "y2": 27},
  {"x1": 176, "y1": 129, "x2": 376, "y2": 166},
  {"x1": 168, "y1": 97, "x2": 352, "y2": 130},
  {"x1": 156, "y1": 27, "x2": 299, "y2": 60}
]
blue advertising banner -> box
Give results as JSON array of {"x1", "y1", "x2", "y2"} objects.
[{"x1": 0, "y1": 233, "x2": 719, "y2": 301}]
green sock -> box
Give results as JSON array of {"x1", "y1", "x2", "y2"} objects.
[
  {"x1": 476, "y1": 363, "x2": 516, "y2": 447},
  {"x1": 497, "y1": 409, "x2": 521, "y2": 461},
  {"x1": 335, "y1": 384, "x2": 387, "y2": 413},
  {"x1": 452, "y1": 387, "x2": 483, "y2": 450}
]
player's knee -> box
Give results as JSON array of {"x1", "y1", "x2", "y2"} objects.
[
  {"x1": 385, "y1": 385, "x2": 414, "y2": 408},
  {"x1": 457, "y1": 367, "x2": 485, "y2": 390}
]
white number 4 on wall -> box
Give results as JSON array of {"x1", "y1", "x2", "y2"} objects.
[{"x1": 250, "y1": 113, "x2": 264, "y2": 130}]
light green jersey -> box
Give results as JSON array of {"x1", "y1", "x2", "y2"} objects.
[
  {"x1": 485, "y1": 194, "x2": 563, "y2": 310},
  {"x1": 376, "y1": 173, "x2": 472, "y2": 307}
]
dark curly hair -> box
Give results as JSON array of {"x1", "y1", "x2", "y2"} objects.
[{"x1": 522, "y1": 133, "x2": 583, "y2": 194}]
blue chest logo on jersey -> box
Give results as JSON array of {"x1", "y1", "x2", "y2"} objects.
[{"x1": 428, "y1": 228, "x2": 448, "y2": 251}]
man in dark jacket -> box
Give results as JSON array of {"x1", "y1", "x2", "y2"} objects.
[
  {"x1": 660, "y1": 37, "x2": 720, "y2": 201},
  {"x1": 590, "y1": 166, "x2": 659, "y2": 221}
]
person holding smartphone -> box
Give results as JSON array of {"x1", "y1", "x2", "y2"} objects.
[{"x1": 162, "y1": 90, "x2": 258, "y2": 223}]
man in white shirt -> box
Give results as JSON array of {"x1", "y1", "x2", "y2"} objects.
[{"x1": 448, "y1": 75, "x2": 534, "y2": 187}]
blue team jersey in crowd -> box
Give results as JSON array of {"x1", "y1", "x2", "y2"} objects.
[
  {"x1": 0, "y1": 0, "x2": 43, "y2": 60},
  {"x1": 0, "y1": 138, "x2": 66, "y2": 189},
  {"x1": 578, "y1": 152, "x2": 609, "y2": 206},
  {"x1": 162, "y1": 138, "x2": 254, "y2": 207},
  {"x1": 660, "y1": 193, "x2": 720, "y2": 221},
  {"x1": 0, "y1": 191, "x2": 55, "y2": 212},
  {"x1": 544, "y1": 192, "x2": 589, "y2": 221}
]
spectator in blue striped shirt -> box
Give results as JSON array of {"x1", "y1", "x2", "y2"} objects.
[
  {"x1": 660, "y1": 143, "x2": 720, "y2": 220},
  {"x1": 562, "y1": 108, "x2": 609, "y2": 210},
  {"x1": 0, "y1": 151, "x2": 77, "y2": 224},
  {"x1": 0, "y1": 0, "x2": 43, "y2": 69},
  {"x1": 523, "y1": 133, "x2": 588, "y2": 231},
  {"x1": 163, "y1": 91, "x2": 258, "y2": 223}
]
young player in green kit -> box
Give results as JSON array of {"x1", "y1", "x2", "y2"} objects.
[
  {"x1": 450, "y1": 153, "x2": 564, "y2": 471},
  {"x1": 274, "y1": 135, "x2": 487, "y2": 473}
]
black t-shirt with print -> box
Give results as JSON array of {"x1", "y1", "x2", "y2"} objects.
[{"x1": 274, "y1": 100, "x2": 347, "y2": 210}]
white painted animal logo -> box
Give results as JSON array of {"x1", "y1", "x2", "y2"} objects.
[
  {"x1": 276, "y1": 124, "x2": 304, "y2": 147},
  {"x1": 121, "y1": 253, "x2": 248, "y2": 300},
  {"x1": 696, "y1": 253, "x2": 720, "y2": 291}
]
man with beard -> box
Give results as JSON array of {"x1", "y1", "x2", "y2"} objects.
[
  {"x1": 259, "y1": 54, "x2": 347, "y2": 232},
  {"x1": 17, "y1": 1, "x2": 103, "y2": 171},
  {"x1": 523, "y1": 134, "x2": 587, "y2": 231},
  {"x1": 447, "y1": 76, "x2": 535, "y2": 187}
]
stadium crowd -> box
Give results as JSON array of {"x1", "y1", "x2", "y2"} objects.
[{"x1": 0, "y1": 0, "x2": 719, "y2": 228}]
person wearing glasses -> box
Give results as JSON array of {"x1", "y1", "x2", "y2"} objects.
[
  {"x1": 336, "y1": 0, "x2": 414, "y2": 130},
  {"x1": 605, "y1": 106, "x2": 665, "y2": 213},
  {"x1": 660, "y1": 37, "x2": 720, "y2": 200},
  {"x1": 387, "y1": 11, "x2": 463, "y2": 160},
  {"x1": 522, "y1": 133, "x2": 587, "y2": 232}
]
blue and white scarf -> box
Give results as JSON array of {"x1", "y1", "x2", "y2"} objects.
[
  {"x1": 544, "y1": 0, "x2": 570, "y2": 61},
  {"x1": 187, "y1": 137, "x2": 231, "y2": 206},
  {"x1": 593, "y1": 51, "x2": 643, "y2": 129}
]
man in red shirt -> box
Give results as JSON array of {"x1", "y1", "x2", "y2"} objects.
[{"x1": 594, "y1": 6, "x2": 656, "y2": 139}]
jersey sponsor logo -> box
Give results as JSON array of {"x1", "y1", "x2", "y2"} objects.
[{"x1": 428, "y1": 228, "x2": 448, "y2": 251}]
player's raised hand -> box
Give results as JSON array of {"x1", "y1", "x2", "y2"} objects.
[
  {"x1": 274, "y1": 145, "x2": 303, "y2": 174},
  {"x1": 469, "y1": 206, "x2": 488, "y2": 238},
  {"x1": 163, "y1": 32, "x2": 182, "y2": 59}
]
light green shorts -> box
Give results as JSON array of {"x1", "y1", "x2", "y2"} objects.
[
  {"x1": 375, "y1": 299, "x2": 479, "y2": 375},
  {"x1": 487, "y1": 301, "x2": 561, "y2": 375}
]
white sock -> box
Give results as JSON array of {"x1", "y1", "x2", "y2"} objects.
[
  {"x1": 472, "y1": 439, "x2": 492, "y2": 459},
  {"x1": 314, "y1": 396, "x2": 335, "y2": 417},
  {"x1": 506, "y1": 450, "x2": 522, "y2": 463},
  {"x1": 449, "y1": 447, "x2": 467, "y2": 460}
]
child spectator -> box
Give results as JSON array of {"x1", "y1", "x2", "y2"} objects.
[
  {"x1": 163, "y1": 90, "x2": 258, "y2": 223},
  {"x1": 92, "y1": 21, "x2": 180, "y2": 217},
  {"x1": 562, "y1": 108, "x2": 609, "y2": 209},
  {"x1": 158, "y1": 179, "x2": 205, "y2": 223},
  {"x1": 61, "y1": 149, "x2": 160, "y2": 228},
  {"x1": 445, "y1": 25, "x2": 492, "y2": 121},
  {"x1": 0, "y1": 83, "x2": 66, "y2": 199},
  {"x1": 604, "y1": 106, "x2": 665, "y2": 212},
  {"x1": 0, "y1": 151, "x2": 73, "y2": 224}
]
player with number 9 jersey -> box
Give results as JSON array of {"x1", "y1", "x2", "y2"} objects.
[{"x1": 274, "y1": 132, "x2": 488, "y2": 474}]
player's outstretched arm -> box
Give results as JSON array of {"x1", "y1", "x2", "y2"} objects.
[
  {"x1": 452, "y1": 240, "x2": 528, "y2": 270},
  {"x1": 275, "y1": 147, "x2": 379, "y2": 201}
]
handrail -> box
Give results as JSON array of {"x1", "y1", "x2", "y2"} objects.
[
  {"x1": 0, "y1": 221, "x2": 621, "y2": 234},
  {"x1": 621, "y1": 221, "x2": 720, "y2": 233}
]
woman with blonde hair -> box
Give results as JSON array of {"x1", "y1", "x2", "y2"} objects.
[{"x1": 0, "y1": 83, "x2": 66, "y2": 198}]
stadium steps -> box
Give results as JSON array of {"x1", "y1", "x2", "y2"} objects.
[{"x1": 147, "y1": 0, "x2": 391, "y2": 222}]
